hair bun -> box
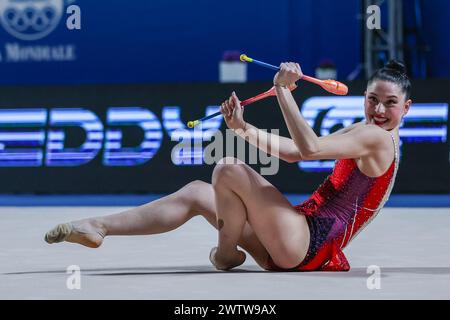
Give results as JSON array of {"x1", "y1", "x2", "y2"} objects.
[{"x1": 385, "y1": 60, "x2": 407, "y2": 75}]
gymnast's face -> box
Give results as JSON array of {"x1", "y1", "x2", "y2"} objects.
[{"x1": 364, "y1": 80, "x2": 411, "y2": 131}]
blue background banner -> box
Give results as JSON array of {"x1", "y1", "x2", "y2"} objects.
[{"x1": 1, "y1": 0, "x2": 450, "y2": 85}]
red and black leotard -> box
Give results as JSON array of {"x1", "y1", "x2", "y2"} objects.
[{"x1": 268, "y1": 132, "x2": 399, "y2": 271}]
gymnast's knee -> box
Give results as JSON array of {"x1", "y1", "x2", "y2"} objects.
[{"x1": 212, "y1": 157, "x2": 245, "y2": 185}]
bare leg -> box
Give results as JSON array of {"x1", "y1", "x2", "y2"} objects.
[
  {"x1": 210, "y1": 159, "x2": 248, "y2": 269},
  {"x1": 210, "y1": 158, "x2": 310, "y2": 270},
  {"x1": 97, "y1": 181, "x2": 208, "y2": 236},
  {"x1": 45, "y1": 180, "x2": 271, "y2": 269},
  {"x1": 45, "y1": 181, "x2": 204, "y2": 248}
]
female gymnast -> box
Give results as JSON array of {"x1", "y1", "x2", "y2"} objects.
[{"x1": 45, "y1": 60, "x2": 411, "y2": 272}]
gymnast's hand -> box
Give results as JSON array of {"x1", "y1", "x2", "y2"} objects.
[
  {"x1": 273, "y1": 62, "x2": 303, "y2": 87},
  {"x1": 220, "y1": 91, "x2": 246, "y2": 130}
]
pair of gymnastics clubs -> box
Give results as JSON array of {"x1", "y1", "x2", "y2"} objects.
[
  {"x1": 186, "y1": 55, "x2": 348, "y2": 128},
  {"x1": 187, "y1": 84, "x2": 297, "y2": 128},
  {"x1": 240, "y1": 54, "x2": 348, "y2": 96}
]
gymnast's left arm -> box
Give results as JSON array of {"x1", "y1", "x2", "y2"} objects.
[
  {"x1": 274, "y1": 63, "x2": 388, "y2": 160},
  {"x1": 273, "y1": 62, "x2": 321, "y2": 159}
]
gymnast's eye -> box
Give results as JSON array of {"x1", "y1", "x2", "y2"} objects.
[
  {"x1": 368, "y1": 96, "x2": 378, "y2": 103},
  {"x1": 385, "y1": 100, "x2": 397, "y2": 106}
]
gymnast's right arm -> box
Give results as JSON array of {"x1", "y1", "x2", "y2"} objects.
[{"x1": 220, "y1": 92, "x2": 302, "y2": 163}]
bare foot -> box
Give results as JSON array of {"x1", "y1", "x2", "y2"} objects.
[
  {"x1": 45, "y1": 220, "x2": 106, "y2": 248},
  {"x1": 209, "y1": 247, "x2": 246, "y2": 271}
]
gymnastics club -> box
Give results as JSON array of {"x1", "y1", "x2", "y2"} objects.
[
  {"x1": 240, "y1": 54, "x2": 348, "y2": 96},
  {"x1": 187, "y1": 84, "x2": 297, "y2": 128}
]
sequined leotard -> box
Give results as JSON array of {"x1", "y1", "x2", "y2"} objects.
[{"x1": 268, "y1": 132, "x2": 399, "y2": 272}]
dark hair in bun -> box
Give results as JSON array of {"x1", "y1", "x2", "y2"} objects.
[{"x1": 368, "y1": 60, "x2": 411, "y2": 100}]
